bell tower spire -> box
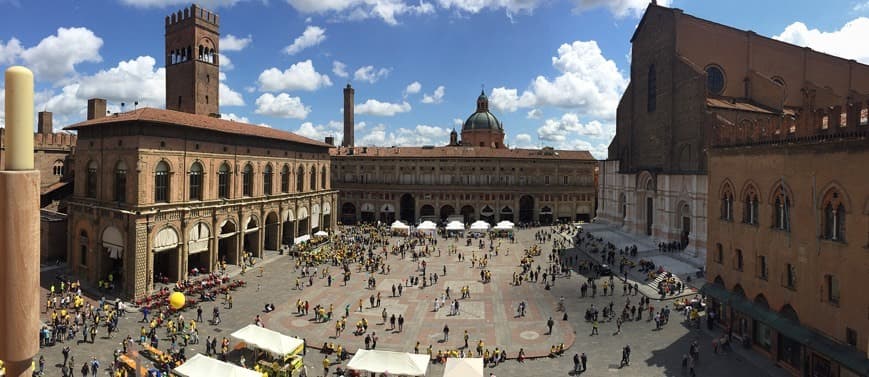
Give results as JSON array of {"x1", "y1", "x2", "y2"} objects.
[{"x1": 165, "y1": 4, "x2": 220, "y2": 116}]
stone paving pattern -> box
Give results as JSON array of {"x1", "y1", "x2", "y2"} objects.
[{"x1": 33, "y1": 224, "x2": 792, "y2": 377}]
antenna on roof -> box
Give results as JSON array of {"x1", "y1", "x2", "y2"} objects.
[
  {"x1": 120, "y1": 102, "x2": 125, "y2": 113},
  {"x1": 134, "y1": 101, "x2": 139, "y2": 110}
]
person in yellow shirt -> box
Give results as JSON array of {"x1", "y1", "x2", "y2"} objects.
[{"x1": 322, "y1": 356, "x2": 330, "y2": 376}]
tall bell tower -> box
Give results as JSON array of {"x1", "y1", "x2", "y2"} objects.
[{"x1": 165, "y1": 4, "x2": 220, "y2": 116}]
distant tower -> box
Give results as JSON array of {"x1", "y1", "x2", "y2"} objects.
[
  {"x1": 449, "y1": 128, "x2": 458, "y2": 146},
  {"x1": 343, "y1": 84, "x2": 355, "y2": 148},
  {"x1": 165, "y1": 4, "x2": 220, "y2": 116}
]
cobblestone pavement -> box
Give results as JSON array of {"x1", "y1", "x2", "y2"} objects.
[{"x1": 34, "y1": 225, "x2": 787, "y2": 377}]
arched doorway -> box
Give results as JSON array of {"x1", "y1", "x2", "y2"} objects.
[
  {"x1": 499, "y1": 206, "x2": 513, "y2": 222},
  {"x1": 640, "y1": 178, "x2": 655, "y2": 236},
  {"x1": 264, "y1": 212, "x2": 279, "y2": 252},
  {"x1": 420, "y1": 204, "x2": 435, "y2": 221},
  {"x1": 360, "y1": 203, "x2": 375, "y2": 223},
  {"x1": 440, "y1": 205, "x2": 455, "y2": 222},
  {"x1": 539, "y1": 206, "x2": 553, "y2": 225},
  {"x1": 218, "y1": 220, "x2": 239, "y2": 265},
  {"x1": 322, "y1": 202, "x2": 332, "y2": 231},
  {"x1": 400, "y1": 194, "x2": 415, "y2": 224},
  {"x1": 679, "y1": 203, "x2": 691, "y2": 248},
  {"x1": 380, "y1": 204, "x2": 395, "y2": 224},
  {"x1": 100, "y1": 226, "x2": 125, "y2": 290},
  {"x1": 342, "y1": 202, "x2": 358, "y2": 225},
  {"x1": 480, "y1": 205, "x2": 495, "y2": 224},
  {"x1": 153, "y1": 227, "x2": 180, "y2": 283},
  {"x1": 281, "y1": 210, "x2": 295, "y2": 247},
  {"x1": 311, "y1": 203, "x2": 321, "y2": 234},
  {"x1": 519, "y1": 195, "x2": 534, "y2": 224},
  {"x1": 187, "y1": 222, "x2": 210, "y2": 274},
  {"x1": 297, "y1": 207, "x2": 309, "y2": 238},
  {"x1": 243, "y1": 215, "x2": 261, "y2": 258},
  {"x1": 778, "y1": 304, "x2": 802, "y2": 369},
  {"x1": 461, "y1": 205, "x2": 475, "y2": 224}
]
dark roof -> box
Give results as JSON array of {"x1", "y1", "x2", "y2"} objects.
[
  {"x1": 330, "y1": 145, "x2": 595, "y2": 160},
  {"x1": 64, "y1": 107, "x2": 331, "y2": 148},
  {"x1": 463, "y1": 111, "x2": 503, "y2": 131}
]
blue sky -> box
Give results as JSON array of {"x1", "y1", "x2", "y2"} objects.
[{"x1": 2, "y1": 0, "x2": 868, "y2": 158}]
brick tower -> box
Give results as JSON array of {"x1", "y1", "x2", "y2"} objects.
[
  {"x1": 165, "y1": 4, "x2": 220, "y2": 116},
  {"x1": 343, "y1": 84, "x2": 355, "y2": 147}
]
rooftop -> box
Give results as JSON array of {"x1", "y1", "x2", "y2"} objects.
[
  {"x1": 330, "y1": 145, "x2": 595, "y2": 160},
  {"x1": 64, "y1": 107, "x2": 331, "y2": 148}
]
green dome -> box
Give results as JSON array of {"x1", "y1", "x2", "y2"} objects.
[{"x1": 463, "y1": 111, "x2": 503, "y2": 131}]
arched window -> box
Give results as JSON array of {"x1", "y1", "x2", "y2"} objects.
[
  {"x1": 297, "y1": 166, "x2": 305, "y2": 192},
  {"x1": 742, "y1": 185, "x2": 758, "y2": 225},
  {"x1": 154, "y1": 161, "x2": 170, "y2": 203},
  {"x1": 720, "y1": 184, "x2": 733, "y2": 221},
  {"x1": 706, "y1": 65, "x2": 725, "y2": 95},
  {"x1": 53, "y1": 160, "x2": 64, "y2": 176},
  {"x1": 647, "y1": 64, "x2": 656, "y2": 112},
  {"x1": 218, "y1": 163, "x2": 230, "y2": 199},
  {"x1": 772, "y1": 186, "x2": 791, "y2": 231},
  {"x1": 242, "y1": 164, "x2": 253, "y2": 197},
  {"x1": 86, "y1": 161, "x2": 98, "y2": 198},
  {"x1": 189, "y1": 162, "x2": 203, "y2": 201},
  {"x1": 114, "y1": 161, "x2": 127, "y2": 203},
  {"x1": 321, "y1": 166, "x2": 327, "y2": 190},
  {"x1": 263, "y1": 164, "x2": 273, "y2": 195},
  {"x1": 310, "y1": 166, "x2": 317, "y2": 191},
  {"x1": 822, "y1": 189, "x2": 846, "y2": 241},
  {"x1": 280, "y1": 165, "x2": 290, "y2": 193}
]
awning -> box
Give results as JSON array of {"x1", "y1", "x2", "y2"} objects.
[{"x1": 701, "y1": 284, "x2": 869, "y2": 375}]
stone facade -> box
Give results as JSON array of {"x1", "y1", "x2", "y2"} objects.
[
  {"x1": 165, "y1": 4, "x2": 220, "y2": 116},
  {"x1": 0, "y1": 112, "x2": 76, "y2": 196}
]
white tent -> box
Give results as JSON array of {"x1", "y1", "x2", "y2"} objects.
[
  {"x1": 469, "y1": 220, "x2": 490, "y2": 233},
  {"x1": 443, "y1": 358, "x2": 484, "y2": 377},
  {"x1": 347, "y1": 349, "x2": 430, "y2": 376},
  {"x1": 314, "y1": 230, "x2": 328, "y2": 237},
  {"x1": 496, "y1": 220, "x2": 514, "y2": 227},
  {"x1": 173, "y1": 354, "x2": 261, "y2": 377},
  {"x1": 418, "y1": 220, "x2": 437, "y2": 230},
  {"x1": 446, "y1": 221, "x2": 465, "y2": 231},
  {"x1": 230, "y1": 324, "x2": 305, "y2": 357},
  {"x1": 391, "y1": 220, "x2": 410, "y2": 234},
  {"x1": 494, "y1": 223, "x2": 513, "y2": 231}
]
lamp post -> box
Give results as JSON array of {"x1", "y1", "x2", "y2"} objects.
[{"x1": 0, "y1": 66, "x2": 40, "y2": 377}]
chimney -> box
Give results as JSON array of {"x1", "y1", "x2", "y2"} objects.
[
  {"x1": 37, "y1": 111, "x2": 53, "y2": 134},
  {"x1": 343, "y1": 84, "x2": 354, "y2": 148},
  {"x1": 325, "y1": 136, "x2": 335, "y2": 146},
  {"x1": 87, "y1": 98, "x2": 107, "y2": 120}
]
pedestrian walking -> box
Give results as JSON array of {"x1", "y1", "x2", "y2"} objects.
[
  {"x1": 621, "y1": 345, "x2": 631, "y2": 366},
  {"x1": 547, "y1": 317, "x2": 554, "y2": 335},
  {"x1": 581, "y1": 352, "x2": 587, "y2": 371},
  {"x1": 573, "y1": 353, "x2": 580, "y2": 373}
]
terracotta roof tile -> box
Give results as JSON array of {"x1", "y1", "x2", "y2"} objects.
[
  {"x1": 64, "y1": 107, "x2": 331, "y2": 148},
  {"x1": 329, "y1": 146, "x2": 595, "y2": 160}
]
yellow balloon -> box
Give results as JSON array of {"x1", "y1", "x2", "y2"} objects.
[{"x1": 169, "y1": 292, "x2": 185, "y2": 310}]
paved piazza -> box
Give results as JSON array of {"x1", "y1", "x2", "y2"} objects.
[{"x1": 35, "y1": 225, "x2": 789, "y2": 377}]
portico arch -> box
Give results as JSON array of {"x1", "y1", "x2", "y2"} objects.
[
  {"x1": 519, "y1": 195, "x2": 534, "y2": 224},
  {"x1": 281, "y1": 209, "x2": 295, "y2": 247},
  {"x1": 264, "y1": 211, "x2": 279, "y2": 252},
  {"x1": 342, "y1": 202, "x2": 358, "y2": 225},
  {"x1": 218, "y1": 219, "x2": 239, "y2": 265},
  {"x1": 243, "y1": 215, "x2": 261, "y2": 258},
  {"x1": 100, "y1": 226, "x2": 125, "y2": 289},
  {"x1": 400, "y1": 193, "x2": 415, "y2": 224},
  {"x1": 153, "y1": 226, "x2": 181, "y2": 283},
  {"x1": 461, "y1": 205, "x2": 475, "y2": 224},
  {"x1": 311, "y1": 203, "x2": 321, "y2": 233},
  {"x1": 440, "y1": 205, "x2": 455, "y2": 222},
  {"x1": 322, "y1": 202, "x2": 332, "y2": 231}
]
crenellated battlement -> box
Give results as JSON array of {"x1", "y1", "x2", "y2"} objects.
[
  {"x1": 0, "y1": 128, "x2": 77, "y2": 150},
  {"x1": 165, "y1": 4, "x2": 219, "y2": 28},
  {"x1": 710, "y1": 113, "x2": 869, "y2": 148}
]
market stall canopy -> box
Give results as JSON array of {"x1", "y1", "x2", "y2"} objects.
[
  {"x1": 390, "y1": 221, "x2": 410, "y2": 229},
  {"x1": 173, "y1": 354, "x2": 261, "y2": 377},
  {"x1": 470, "y1": 220, "x2": 491, "y2": 231},
  {"x1": 418, "y1": 221, "x2": 437, "y2": 230},
  {"x1": 496, "y1": 220, "x2": 514, "y2": 227},
  {"x1": 493, "y1": 223, "x2": 514, "y2": 231},
  {"x1": 347, "y1": 349, "x2": 430, "y2": 376},
  {"x1": 446, "y1": 221, "x2": 465, "y2": 231},
  {"x1": 230, "y1": 324, "x2": 304, "y2": 357},
  {"x1": 443, "y1": 358, "x2": 483, "y2": 377},
  {"x1": 314, "y1": 230, "x2": 328, "y2": 237}
]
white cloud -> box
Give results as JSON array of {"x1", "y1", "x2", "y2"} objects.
[
  {"x1": 219, "y1": 34, "x2": 252, "y2": 51},
  {"x1": 527, "y1": 108, "x2": 542, "y2": 119},
  {"x1": 512, "y1": 133, "x2": 535, "y2": 148},
  {"x1": 421, "y1": 85, "x2": 445, "y2": 104},
  {"x1": 219, "y1": 82, "x2": 245, "y2": 106},
  {"x1": 254, "y1": 93, "x2": 311, "y2": 119},
  {"x1": 332, "y1": 61, "x2": 349, "y2": 78},
  {"x1": 20, "y1": 27, "x2": 103, "y2": 81},
  {"x1": 404, "y1": 81, "x2": 421, "y2": 96},
  {"x1": 452, "y1": 118, "x2": 463, "y2": 127},
  {"x1": 285, "y1": 0, "x2": 433, "y2": 25},
  {"x1": 355, "y1": 99, "x2": 411, "y2": 116},
  {"x1": 222, "y1": 113, "x2": 250, "y2": 123},
  {"x1": 353, "y1": 65, "x2": 391, "y2": 83},
  {"x1": 257, "y1": 60, "x2": 333, "y2": 92},
  {"x1": 295, "y1": 120, "x2": 343, "y2": 141},
  {"x1": 571, "y1": 0, "x2": 670, "y2": 18},
  {"x1": 537, "y1": 113, "x2": 605, "y2": 143},
  {"x1": 358, "y1": 123, "x2": 450, "y2": 146},
  {"x1": 774, "y1": 18, "x2": 869, "y2": 64},
  {"x1": 436, "y1": 0, "x2": 543, "y2": 16},
  {"x1": 120, "y1": 0, "x2": 244, "y2": 8},
  {"x1": 0, "y1": 38, "x2": 22, "y2": 65},
  {"x1": 490, "y1": 40, "x2": 627, "y2": 121},
  {"x1": 218, "y1": 53, "x2": 233, "y2": 70},
  {"x1": 854, "y1": 1, "x2": 869, "y2": 11},
  {"x1": 283, "y1": 26, "x2": 326, "y2": 55}
]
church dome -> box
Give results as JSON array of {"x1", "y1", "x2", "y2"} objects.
[{"x1": 462, "y1": 90, "x2": 503, "y2": 131}]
